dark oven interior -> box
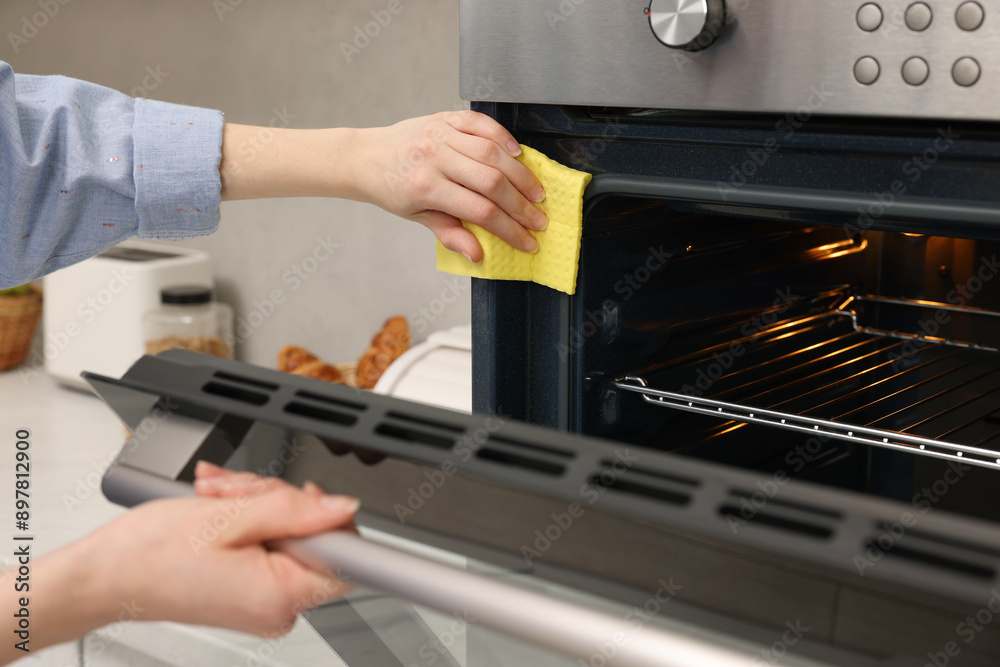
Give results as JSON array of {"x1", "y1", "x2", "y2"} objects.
[
  {"x1": 472, "y1": 103, "x2": 1000, "y2": 527},
  {"x1": 577, "y1": 197, "x2": 1000, "y2": 521}
]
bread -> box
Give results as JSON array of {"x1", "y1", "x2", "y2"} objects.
[
  {"x1": 277, "y1": 315, "x2": 409, "y2": 390},
  {"x1": 356, "y1": 316, "x2": 410, "y2": 389},
  {"x1": 278, "y1": 345, "x2": 342, "y2": 383},
  {"x1": 278, "y1": 345, "x2": 319, "y2": 373},
  {"x1": 289, "y1": 359, "x2": 342, "y2": 383}
]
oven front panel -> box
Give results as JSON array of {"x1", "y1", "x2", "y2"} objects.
[{"x1": 461, "y1": 0, "x2": 1000, "y2": 121}]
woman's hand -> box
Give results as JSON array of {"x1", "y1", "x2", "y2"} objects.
[
  {"x1": 353, "y1": 111, "x2": 548, "y2": 263},
  {"x1": 220, "y1": 111, "x2": 547, "y2": 264},
  {"x1": 23, "y1": 463, "x2": 359, "y2": 656},
  {"x1": 107, "y1": 466, "x2": 356, "y2": 635}
]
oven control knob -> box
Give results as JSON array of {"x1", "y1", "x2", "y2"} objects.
[{"x1": 648, "y1": 0, "x2": 727, "y2": 51}]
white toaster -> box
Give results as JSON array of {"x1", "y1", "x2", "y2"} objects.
[{"x1": 41, "y1": 240, "x2": 212, "y2": 390}]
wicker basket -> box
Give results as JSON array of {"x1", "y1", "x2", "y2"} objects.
[
  {"x1": 334, "y1": 362, "x2": 362, "y2": 389},
  {"x1": 0, "y1": 290, "x2": 42, "y2": 371}
]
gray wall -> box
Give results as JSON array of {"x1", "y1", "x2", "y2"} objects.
[{"x1": 3, "y1": 0, "x2": 470, "y2": 365}]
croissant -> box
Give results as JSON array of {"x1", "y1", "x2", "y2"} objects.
[
  {"x1": 277, "y1": 345, "x2": 319, "y2": 373},
  {"x1": 356, "y1": 316, "x2": 410, "y2": 389},
  {"x1": 289, "y1": 359, "x2": 342, "y2": 383}
]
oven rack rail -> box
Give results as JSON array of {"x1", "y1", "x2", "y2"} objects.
[
  {"x1": 614, "y1": 376, "x2": 1000, "y2": 471},
  {"x1": 613, "y1": 294, "x2": 1000, "y2": 467},
  {"x1": 851, "y1": 294, "x2": 1000, "y2": 354}
]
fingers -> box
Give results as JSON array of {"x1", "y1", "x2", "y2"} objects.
[
  {"x1": 194, "y1": 461, "x2": 278, "y2": 498},
  {"x1": 257, "y1": 552, "x2": 355, "y2": 632},
  {"x1": 439, "y1": 136, "x2": 547, "y2": 239},
  {"x1": 445, "y1": 130, "x2": 546, "y2": 209},
  {"x1": 426, "y1": 180, "x2": 539, "y2": 255},
  {"x1": 225, "y1": 485, "x2": 360, "y2": 548},
  {"x1": 193, "y1": 460, "x2": 228, "y2": 479},
  {"x1": 442, "y1": 110, "x2": 523, "y2": 159},
  {"x1": 285, "y1": 559, "x2": 354, "y2": 610},
  {"x1": 416, "y1": 210, "x2": 484, "y2": 262},
  {"x1": 228, "y1": 550, "x2": 353, "y2": 637},
  {"x1": 439, "y1": 111, "x2": 548, "y2": 253}
]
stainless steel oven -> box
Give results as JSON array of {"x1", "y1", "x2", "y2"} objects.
[
  {"x1": 464, "y1": 0, "x2": 1000, "y2": 664},
  {"x1": 87, "y1": 2, "x2": 1000, "y2": 665}
]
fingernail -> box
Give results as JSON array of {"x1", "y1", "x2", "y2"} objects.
[
  {"x1": 321, "y1": 495, "x2": 361, "y2": 515},
  {"x1": 461, "y1": 251, "x2": 475, "y2": 263},
  {"x1": 507, "y1": 141, "x2": 522, "y2": 156},
  {"x1": 524, "y1": 236, "x2": 539, "y2": 254},
  {"x1": 195, "y1": 460, "x2": 222, "y2": 474},
  {"x1": 194, "y1": 478, "x2": 228, "y2": 491},
  {"x1": 533, "y1": 209, "x2": 549, "y2": 230},
  {"x1": 533, "y1": 190, "x2": 546, "y2": 203}
]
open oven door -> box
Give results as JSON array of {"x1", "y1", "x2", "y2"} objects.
[{"x1": 82, "y1": 350, "x2": 1000, "y2": 666}]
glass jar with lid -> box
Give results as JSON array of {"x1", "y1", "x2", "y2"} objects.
[{"x1": 143, "y1": 285, "x2": 234, "y2": 359}]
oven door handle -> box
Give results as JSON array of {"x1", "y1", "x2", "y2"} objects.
[{"x1": 103, "y1": 464, "x2": 831, "y2": 667}]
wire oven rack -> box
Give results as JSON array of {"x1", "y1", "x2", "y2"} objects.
[{"x1": 616, "y1": 295, "x2": 1000, "y2": 471}]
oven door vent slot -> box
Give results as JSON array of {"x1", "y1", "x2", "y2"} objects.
[
  {"x1": 587, "y1": 463, "x2": 693, "y2": 506},
  {"x1": 384, "y1": 411, "x2": 465, "y2": 434},
  {"x1": 862, "y1": 537, "x2": 996, "y2": 580},
  {"x1": 294, "y1": 390, "x2": 367, "y2": 413},
  {"x1": 727, "y1": 489, "x2": 842, "y2": 520},
  {"x1": 212, "y1": 371, "x2": 280, "y2": 392},
  {"x1": 862, "y1": 522, "x2": 1000, "y2": 579},
  {"x1": 615, "y1": 377, "x2": 1000, "y2": 472},
  {"x1": 476, "y1": 447, "x2": 566, "y2": 476},
  {"x1": 374, "y1": 423, "x2": 456, "y2": 450},
  {"x1": 718, "y1": 505, "x2": 833, "y2": 540},
  {"x1": 720, "y1": 489, "x2": 840, "y2": 540},
  {"x1": 284, "y1": 401, "x2": 357, "y2": 426},
  {"x1": 202, "y1": 381, "x2": 270, "y2": 406},
  {"x1": 488, "y1": 435, "x2": 576, "y2": 459},
  {"x1": 373, "y1": 412, "x2": 475, "y2": 451},
  {"x1": 588, "y1": 475, "x2": 691, "y2": 506},
  {"x1": 606, "y1": 462, "x2": 701, "y2": 489}
]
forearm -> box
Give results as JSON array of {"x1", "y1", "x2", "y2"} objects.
[
  {"x1": 0, "y1": 539, "x2": 116, "y2": 664},
  {"x1": 1, "y1": 62, "x2": 224, "y2": 287},
  {"x1": 219, "y1": 124, "x2": 366, "y2": 202}
]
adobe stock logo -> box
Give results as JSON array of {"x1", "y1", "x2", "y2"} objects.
[
  {"x1": 7, "y1": 0, "x2": 72, "y2": 54},
  {"x1": 340, "y1": 0, "x2": 415, "y2": 63}
]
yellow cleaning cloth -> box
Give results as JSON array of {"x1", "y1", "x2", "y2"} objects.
[{"x1": 435, "y1": 145, "x2": 592, "y2": 295}]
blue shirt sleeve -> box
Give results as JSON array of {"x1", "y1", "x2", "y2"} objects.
[{"x1": 0, "y1": 61, "x2": 223, "y2": 288}]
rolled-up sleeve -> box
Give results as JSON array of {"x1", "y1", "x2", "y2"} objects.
[{"x1": 0, "y1": 61, "x2": 223, "y2": 288}]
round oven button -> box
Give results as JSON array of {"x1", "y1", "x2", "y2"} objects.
[
  {"x1": 648, "y1": 0, "x2": 727, "y2": 51},
  {"x1": 953, "y1": 57, "x2": 981, "y2": 86},
  {"x1": 902, "y1": 57, "x2": 930, "y2": 85},
  {"x1": 956, "y1": 2, "x2": 985, "y2": 30},
  {"x1": 857, "y1": 3, "x2": 883, "y2": 31},
  {"x1": 905, "y1": 2, "x2": 933, "y2": 31},
  {"x1": 854, "y1": 56, "x2": 881, "y2": 85}
]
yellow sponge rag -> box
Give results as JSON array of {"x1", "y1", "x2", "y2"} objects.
[{"x1": 435, "y1": 145, "x2": 592, "y2": 295}]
